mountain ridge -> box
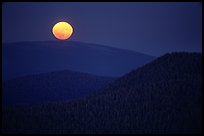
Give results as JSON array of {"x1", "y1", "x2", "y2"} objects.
[
  {"x1": 2, "y1": 41, "x2": 155, "y2": 80},
  {"x1": 3, "y1": 69, "x2": 115, "y2": 107},
  {"x1": 3, "y1": 52, "x2": 202, "y2": 133},
  {"x1": 2, "y1": 40, "x2": 156, "y2": 57}
]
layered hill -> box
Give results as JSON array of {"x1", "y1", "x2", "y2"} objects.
[
  {"x1": 2, "y1": 70, "x2": 115, "y2": 107},
  {"x1": 2, "y1": 41, "x2": 154, "y2": 80},
  {"x1": 3, "y1": 52, "x2": 202, "y2": 133}
]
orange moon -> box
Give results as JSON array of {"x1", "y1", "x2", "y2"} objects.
[{"x1": 52, "y1": 22, "x2": 73, "y2": 40}]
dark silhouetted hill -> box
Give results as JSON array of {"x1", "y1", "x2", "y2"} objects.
[
  {"x1": 2, "y1": 41, "x2": 154, "y2": 80},
  {"x1": 3, "y1": 52, "x2": 202, "y2": 133},
  {"x1": 2, "y1": 70, "x2": 115, "y2": 107}
]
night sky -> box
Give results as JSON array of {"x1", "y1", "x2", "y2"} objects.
[{"x1": 2, "y1": 2, "x2": 202, "y2": 56}]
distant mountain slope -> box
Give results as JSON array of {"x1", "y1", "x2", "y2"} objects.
[
  {"x1": 2, "y1": 70, "x2": 115, "y2": 107},
  {"x1": 3, "y1": 52, "x2": 202, "y2": 133},
  {"x1": 2, "y1": 41, "x2": 154, "y2": 80}
]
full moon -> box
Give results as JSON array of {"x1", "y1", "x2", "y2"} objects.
[{"x1": 52, "y1": 22, "x2": 73, "y2": 40}]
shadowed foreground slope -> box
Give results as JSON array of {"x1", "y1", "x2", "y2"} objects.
[{"x1": 2, "y1": 52, "x2": 202, "y2": 133}]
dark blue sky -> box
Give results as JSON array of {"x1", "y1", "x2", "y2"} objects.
[{"x1": 2, "y1": 2, "x2": 202, "y2": 56}]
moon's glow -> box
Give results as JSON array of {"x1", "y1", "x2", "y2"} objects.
[{"x1": 52, "y1": 22, "x2": 73, "y2": 40}]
